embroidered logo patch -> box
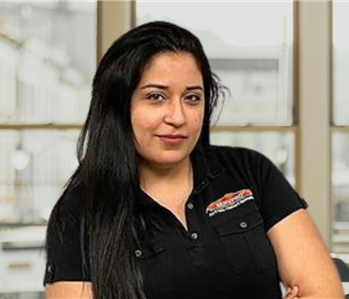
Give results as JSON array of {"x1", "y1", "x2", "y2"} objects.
[{"x1": 206, "y1": 189, "x2": 254, "y2": 217}]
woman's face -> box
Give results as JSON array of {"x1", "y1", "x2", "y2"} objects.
[{"x1": 131, "y1": 51, "x2": 205, "y2": 169}]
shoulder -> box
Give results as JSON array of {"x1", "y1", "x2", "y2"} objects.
[
  {"x1": 46, "y1": 184, "x2": 85, "y2": 241},
  {"x1": 201, "y1": 145, "x2": 283, "y2": 192},
  {"x1": 55, "y1": 184, "x2": 84, "y2": 218},
  {"x1": 204, "y1": 144, "x2": 264, "y2": 159},
  {"x1": 203, "y1": 145, "x2": 270, "y2": 172}
]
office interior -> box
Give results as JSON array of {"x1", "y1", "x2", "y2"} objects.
[{"x1": 0, "y1": 1, "x2": 348, "y2": 298}]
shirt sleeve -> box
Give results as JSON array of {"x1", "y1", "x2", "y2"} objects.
[
  {"x1": 44, "y1": 188, "x2": 90, "y2": 285},
  {"x1": 252, "y1": 149, "x2": 308, "y2": 232}
]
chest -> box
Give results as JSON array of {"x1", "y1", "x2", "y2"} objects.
[{"x1": 137, "y1": 179, "x2": 281, "y2": 299}]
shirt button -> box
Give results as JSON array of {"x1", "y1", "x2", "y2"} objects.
[
  {"x1": 135, "y1": 249, "x2": 142, "y2": 257},
  {"x1": 201, "y1": 180, "x2": 206, "y2": 186},
  {"x1": 240, "y1": 221, "x2": 248, "y2": 229},
  {"x1": 187, "y1": 202, "x2": 194, "y2": 209},
  {"x1": 191, "y1": 232, "x2": 198, "y2": 240}
]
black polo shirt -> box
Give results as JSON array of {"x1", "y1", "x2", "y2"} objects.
[{"x1": 44, "y1": 146, "x2": 308, "y2": 299}]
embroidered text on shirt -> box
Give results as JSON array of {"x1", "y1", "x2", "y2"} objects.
[{"x1": 206, "y1": 189, "x2": 254, "y2": 217}]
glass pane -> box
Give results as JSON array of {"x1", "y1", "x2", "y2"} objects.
[
  {"x1": 0, "y1": 130, "x2": 79, "y2": 224},
  {"x1": 332, "y1": 132, "x2": 349, "y2": 253},
  {"x1": 0, "y1": 129, "x2": 80, "y2": 294},
  {"x1": 137, "y1": 2, "x2": 293, "y2": 125},
  {"x1": 0, "y1": 293, "x2": 45, "y2": 299},
  {"x1": 333, "y1": 2, "x2": 349, "y2": 125},
  {"x1": 0, "y1": 2, "x2": 96, "y2": 124},
  {"x1": 210, "y1": 131, "x2": 295, "y2": 186}
]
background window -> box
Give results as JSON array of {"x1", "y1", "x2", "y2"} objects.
[
  {"x1": 0, "y1": 1, "x2": 96, "y2": 296},
  {"x1": 0, "y1": 2, "x2": 96, "y2": 124},
  {"x1": 333, "y1": 1, "x2": 349, "y2": 126},
  {"x1": 332, "y1": 132, "x2": 349, "y2": 253},
  {"x1": 332, "y1": 1, "x2": 349, "y2": 255},
  {"x1": 137, "y1": 2, "x2": 294, "y2": 126},
  {"x1": 0, "y1": 130, "x2": 80, "y2": 223}
]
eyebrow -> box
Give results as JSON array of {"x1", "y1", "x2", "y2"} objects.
[{"x1": 140, "y1": 83, "x2": 204, "y2": 91}]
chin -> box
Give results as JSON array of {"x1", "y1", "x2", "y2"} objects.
[{"x1": 152, "y1": 153, "x2": 190, "y2": 168}]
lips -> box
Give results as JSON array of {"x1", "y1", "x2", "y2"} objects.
[{"x1": 156, "y1": 134, "x2": 187, "y2": 145}]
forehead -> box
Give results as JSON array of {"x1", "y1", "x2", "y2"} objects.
[{"x1": 139, "y1": 51, "x2": 203, "y2": 84}]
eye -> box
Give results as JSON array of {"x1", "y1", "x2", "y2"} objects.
[
  {"x1": 146, "y1": 92, "x2": 165, "y2": 101},
  {"x1": 185, "y1": 94, "x2": 202, "y2": 104}
]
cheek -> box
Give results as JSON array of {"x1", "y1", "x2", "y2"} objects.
[
  {"x1": 131, "y1": 109, "x2": 155, "y2": 140},
  {"x1": 130, "y1": 110, "x2": 144, "y2": 141},
  {"x1": 192, "y1": 111, "x2": 205, "y2": 132}
]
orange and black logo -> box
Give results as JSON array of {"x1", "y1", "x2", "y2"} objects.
[{"x1": 206, "y1": 189, "x2": 254, "y2": 217}]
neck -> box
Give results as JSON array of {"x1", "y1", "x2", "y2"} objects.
[{"x1": 139, "y1": 157, "x2": 193, "y2": 195}]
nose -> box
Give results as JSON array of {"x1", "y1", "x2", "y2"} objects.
[{"x1": 164, "y1": 98, "x2": 186, "y2": 127}]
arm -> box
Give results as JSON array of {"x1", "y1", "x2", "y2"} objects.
[
  {"x1": 267, "y1": 209, "x2": 344, "y2": 299},
  {"x1": 46, "y1": 282, "x2": 93, "y2": 299}
]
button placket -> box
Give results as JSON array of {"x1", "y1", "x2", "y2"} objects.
[{"x1": 184, "y1": 195, "x2": 200, "y2": 241}]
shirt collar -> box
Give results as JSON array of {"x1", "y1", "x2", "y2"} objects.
[{"x1": 191, "y1": 145, "x2": 225, "y2": 194}]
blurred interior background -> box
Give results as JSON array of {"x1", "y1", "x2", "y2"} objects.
[{"x1": 0, "y1": 1, "x2": 348, "y2": 298}]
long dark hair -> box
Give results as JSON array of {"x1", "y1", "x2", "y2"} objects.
[{"x1": 46, "y1": 21, "x2": 226, "y2": 299}]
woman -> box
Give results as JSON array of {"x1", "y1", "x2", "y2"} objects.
[{"x1": 44, "y1": 21, "x2": 344, "y2": 299}]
